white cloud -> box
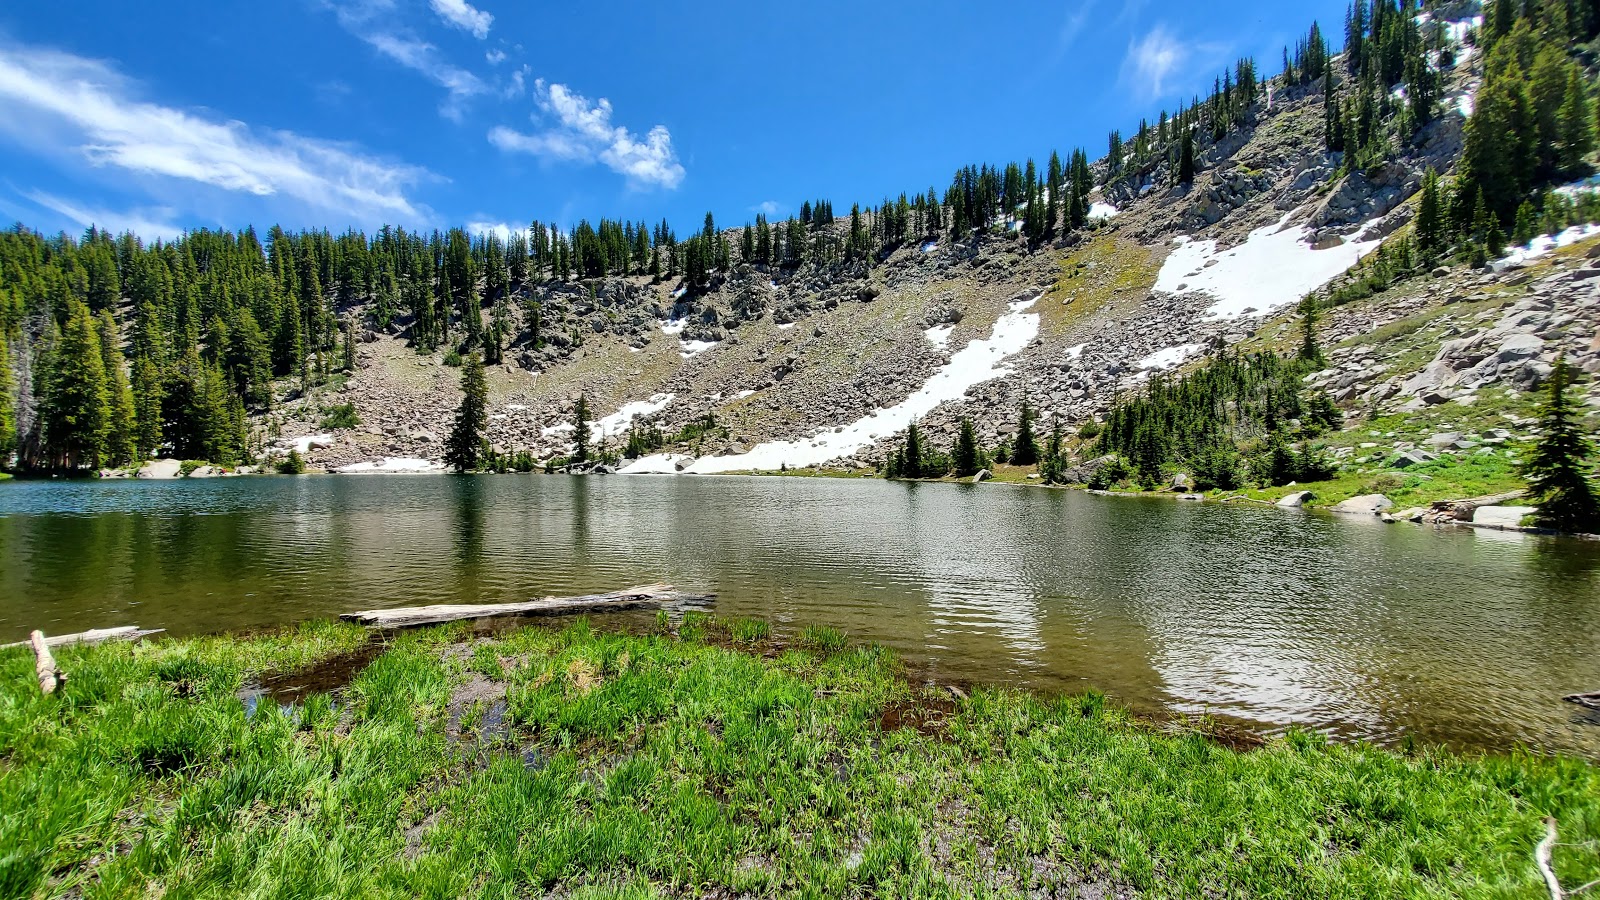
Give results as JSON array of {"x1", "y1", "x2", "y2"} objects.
[
  {"x1": 503, "y1": 65, "x2": 529, "y2": 98},
  {"x1": 1122, "y1": 25, "x2": 1185, "y2": 100},
  {"x1": 489, "y1": 80, "x2": 684, "y2": 190},
  {"x1": 326, "y1": 0, "x2": 488, "y2": 118},
  {"x1": 430, "y1": 0, "x2": 493, "y2": 40},
  {"x1": 485, "y1": 49, "x2": 506, "y2": 64},
  {"x1": 751, "y1": 200, "x2": 783, "y2": 216},
  {"x1": 24, "y1": 190, "x2": 185, "y2": 243},
  {"x1": 467, "y1": 219, "x2": 513, "y2": 244},
  {"x1": 363, "y1": 32, "x2": 487, "y2": 117},
  {"x1": 0, "y1": 43, "x2": 430, "y2": 222}
]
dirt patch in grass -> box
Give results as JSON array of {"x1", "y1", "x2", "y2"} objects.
[
  {"x1": 879, "y1": 695, "x2": 959, "y2": 737},
  {"x1": 246, "y1": 634, "x2": 390, "y2": 704}
]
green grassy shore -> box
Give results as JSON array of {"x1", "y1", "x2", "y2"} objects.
[{"x1": 3, "y1": 617, "x2": 1597, "y2": 899}]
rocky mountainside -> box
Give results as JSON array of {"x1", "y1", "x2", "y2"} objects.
[{"x1": 264, "y1": 9, "x2": 1598, "y2": 481}]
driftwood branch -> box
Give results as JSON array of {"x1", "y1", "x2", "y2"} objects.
[
  {"x1": 1565, "y1": 692, "x2": 1600, "y2": 711},
  {"x1": 2, "y1": 626, "x2": 162, "y2": 651},
  {"x1": 1539, "y1": 818, "x2": 1566, "y2": 900},
  {"x1": 30, "y1": 630, "x2": 63, "y2": 695},
  {"x1": 1430, "y1": 490, "x2": 1529, "y2": 521},
  {"x1": 340, "y1": 584, "x2": 711, "y2": 629}
]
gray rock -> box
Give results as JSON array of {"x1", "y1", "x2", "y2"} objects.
[
  {"x1": 1330, "y1": 494, "x2": 1393, "y2": 516},
  {"x1": 972, "y1": 469, "x2": 991, "y2": 483},
  {"x1": 1276, "y1": 490, "x2": 1316, "y2": 508},
  {"x1": 1471, "y1": 505, "x2": 1536, "y2": 528}
]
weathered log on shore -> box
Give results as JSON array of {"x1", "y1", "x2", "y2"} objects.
[
  {"x1": 31, "y1": 631, "x2": 62, "y2": 694},
  {"x1": 1565, "y1": 692, "x2": 1600, "y2": 711},
  {"x1": 340, "y1": 584, "x2": 710, "y2": 629},
  {"x1": 1, "y1": 626, "x2": 163, "y2": 651},
  {"x1": 1429, "y1": 490, "x2": 1528, "y2": 521}
]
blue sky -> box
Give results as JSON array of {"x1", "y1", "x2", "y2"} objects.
[{"x1": 0, "y1": 0, "x2": 1349, "y2": 243}]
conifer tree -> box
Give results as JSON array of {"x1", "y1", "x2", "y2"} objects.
[
  {"x1": 901, "y1": 420, "x2": 924, "y2": 478},
  {"x1": 954, "y1": 417, "x2": 978, "y2": 477},
  {"x1": 0, "y1": 338, "x2": 14, "y2": 464},
  {"x1": 1522, "y1": 355, "x2": 1600, "y2": 532},
  {"x1": 1011, "y1": 401, "x2": 1038, "y2": 466},
  {"x1": 1415, "y1": 168, "x2": 1445, "y2": 262},
  {"x1": 97, "y1": 310, "x2": 137, "y2": 466},
  {"x1": 444, "y1": 352, "x2": 487, "y2": 473},
  {"x1": 1298, "y1": 298, "x2": 1324, "y2": 364},
  {"x1": 43, "y1": 300, "x2": 111, "y2": 470},
  {"x1": 573, "y1": 393, "x2": 591, "y2": 462},
  {"x1": 1178, "y1": 130, "x2": 1197, "y2": 185},
  {"x1": 1558, "y1": 65, "x2": 1596, "y2": 174}
]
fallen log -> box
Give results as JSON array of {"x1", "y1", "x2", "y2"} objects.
[
  {"x1": 1429, "y1": 490, "x2": 1528, "y2": 521},
  {"x1": 1565, "y1": 692, "x2": 1600, "y2": 711},
  {"x1": 1, "y1": 626, "x2": 163, "y2": 651},
  {"x1": 340, "y1": 584, "x2": 710, "y2": 629},
  {"x1": 30, "y1": 631, "x2": 63, "y2": 694}
]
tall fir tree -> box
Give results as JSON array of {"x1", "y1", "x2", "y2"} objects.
[
  {"x1": 1522, "y1": 356, "x2": 1600, "y2": 532},
  {"x1": 43, "y1": 300, "x2": 111, "y2": 470},
  {"x1": 954, "y1": 417, "x2": 978, "y2": 477},
  {"x1": 572, "y1": 393, "x2": 591, "y2": 463},
  {"x1": 97, "y1": 310, "x2": 137, "y2": 466},
  {"x1": 1011, "y1": 401, "x2": 1039, "y2": 466},
  {"x1": 444, "y1": 352, "x2": 488, "y2": 473}
]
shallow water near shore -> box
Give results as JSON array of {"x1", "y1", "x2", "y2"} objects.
[{"x1": 3, "y1": 473, "x2": 1599, "y2": 756}]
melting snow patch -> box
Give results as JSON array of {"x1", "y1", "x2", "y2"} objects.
[
  {"x1": 592, "y1": 393, "x2": 675, "y2": 439},
  {"x1": 333, "y1": 458, "x2": 445, "y2": 474},
  {"x1": 505, "y1": 404, "x2": 527, "y2": 411},
  {"x1": 679, "y1": 339, "x2": 718, "y2": 358},
  {"x1": 924, "y1": 324, "x2": 954, "y2": 348},
  {"x1": 660, "y1": 318, "x2": 687, "y2": 336},
  {"x1": 734, "y1": 389, "x2": 756, "y2": 399},
  {"x1": 617, "y1": 453, "x2": 691, "y2": 475},
  {"x1": 683, "y1": 296, "x2": 1041, "y2": 473},
  {"x1": 274, "y1": 434, "x2": 333, "y2": 455},
  {"x1": 1456, "y1": 93, "x2": 1474, "y2": 117},
  {"x1": 1155, "y1": 215, "x2": 1383, "y2": 320},
  {"x1": 1137, "y1": 344, "x2": 1203, "y2": 370},
  {"x1": 541, "y1": 422, "x2": 575, "y2": 437},
  {"x1": 777, "y1": 322, "x2": 796, "y2": 331},
  {"x1": 920, "y1": 240, "x2": 939, "y2": 253},
  {"x1": 1064, "y1": 343, "x2": 1087, "y2": 360},
  {"x1": 1088, "y1": 202, "x2": 1120, "y2": 220},
  {"x1": 1494, "y1": 225, "x2": 1600, "y2": 270},
  {"x1": 671, "y1": 286, "x2": 687, "y2": 299}
]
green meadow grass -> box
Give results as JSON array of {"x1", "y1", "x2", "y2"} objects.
[{"x1": 2, "y1": 617, "x2": 1596, "y2": 898}]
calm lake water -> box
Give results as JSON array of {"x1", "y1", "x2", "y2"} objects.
[{"x1": 3, "y1": 474, "x2": 1599, "y2": 756}]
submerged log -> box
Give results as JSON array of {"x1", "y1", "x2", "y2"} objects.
[
  {"x1": 1, "y1": 626, "x2": 163, "y2": 651},
  {"x1": 1564, "y1": 692, "x2": 1600, "y2": 711},
  {"x1": 340, "y1": 584, "x2": 710, "y2": 629},
  {"x1": 30, "y1": 631, "x2": 62, "y2": 694}
]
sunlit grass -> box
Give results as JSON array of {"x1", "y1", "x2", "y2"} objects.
[{"x1": 2, "y1": 619, "x2": 1596, "y2": 898}]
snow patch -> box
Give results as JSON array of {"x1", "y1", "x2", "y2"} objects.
[
  {"x1": 919, "y1": 240, "x2": 939, "y2": 253},
  {"x1": 777, "y1": 322, "x2": 796, "y2": 331},
  {"x1": 1494, "y1": 225, "x2": 1600, "y2": 270},
  {"x1": 617, "y1": 453, "x2": 691, "y2": 475},
  {"x1": 734, "y1": 389, "x2": 756, "y2": 399},
  {"x1": 683, "y1": 296, "x2": 1042, "y2": 473},
  {"x1": 924, "y1": 324, "x2": 954, "y2": 348},
  {"x1": 333, "y1": 458, "x2": 445, "y2": 474},
  {"x1": 1154, "y1": 214, "x2": 1383, "y2": 320},
  {"x1": 660, "y1": 318, "x2": 687, "y2": 336},
  {"x1": 670, "y1": 286, "x2": 687, "y2": 299},
  {"x1": 1064, "y1": 343, "x2": 1086, "y2": 360},
  {"x1": 679, "y1": 339, "x2": 718, "y2": 358},
  {"x1": 270, "y1": 434, "x2": 333, "y2": 456},
  {"x1": 592, "y1": 393, "x2": 675, "y2": 439},
  {"x1": 1137, "y1": 344, "x2": 1203, "y2": 370},
  {"x1": 541, "y1": 422, "x2": 574, "y2": 437},
  {"x1": 1088, "y1": 201, "x2": 1120, "y2": 220},
  {"x1": 1456, "y1": 93, "x2": 1474, "y2": 117}
]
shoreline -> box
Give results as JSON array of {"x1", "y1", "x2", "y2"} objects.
[{"x1": 3, "y1": 615, "x2": 1596, "y2": 897}]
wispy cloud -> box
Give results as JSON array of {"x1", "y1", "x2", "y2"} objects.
[
  {"x1": 0, "y1": 43, "x2": 431, "y2": 222},
  {"x1": 485, "y1": 48, "x2": 506, "y2": 65},
  {"x1": 430, "y1": 0, "x2": 492, "y2": 39},
  {"x1": 24, "y1": 190, "x2": 185, "y2": 243},
  {"x1": 327, "y1": 0, "x2": 489, "y2": 119},
  {"x1": 489, "y1": 80, "x2": 684, "y2": 190},
  {"x1": 1121, "y1": 25, "x2": 1186, "y2": 101},
  {"x1": 751, "y1": 200, "x2": 783, "y2": 216}
]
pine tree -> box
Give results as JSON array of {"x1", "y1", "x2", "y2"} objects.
[
  {"x1": 573, "y1": 393, "x2": 591, "y2": 462},
  {"x1": 1178, "y1": 130, "x2": 1197, "y2": 185},
  {"x1": 1558, "y1": 64, "x2": 1596, "y2": 174},
  {"x1": 0, "y1": 338, "x2": 14, "y2": 465},
  {"x1": 1513, "y1": 200, "x2": 1540, "y2": 246},
  {"x1": 43, "y1": 300, "x2": 111, "y2": 470},
  {"x1": 1521, "y1": 356, "x2": 1600, "y2": 532},
  {"x1": 444, "y1": 352, "x2": 487, "y2": 473},
  {"x1": 132, "y1": 355, "x2": 164, "y2": 459},
  {"x1": 953, "y1": 417, "x2": 978, "y2": 477},
  {"x1": 1415, "y1": 168, "x2": 1445, "y2": 262},
  {"x1": 1298, "y1": 298, "x2": 1324, "y2": 364},
  {"x1": 901, "y1": 421, "x2": 924, "y2": 478},
  {"x1": 97, "y1": 310, "x2": 137, "y2": 466},
  {"x1": 1011, "y1": 401, "x2": 1038, "y2": 466}
]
